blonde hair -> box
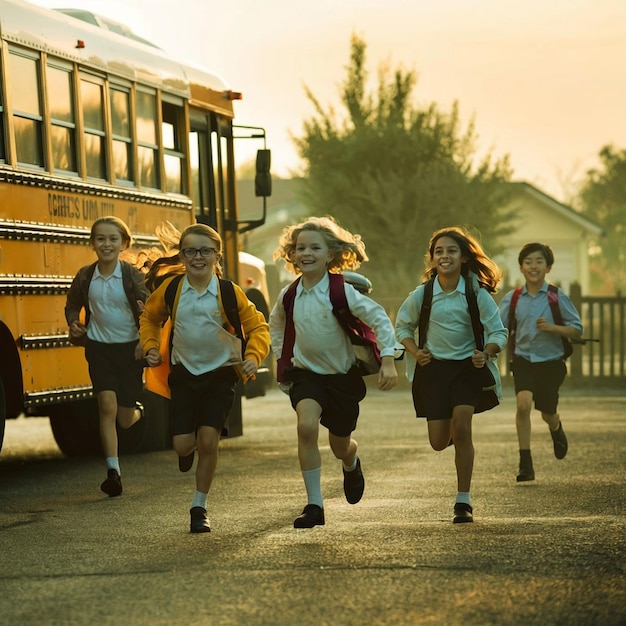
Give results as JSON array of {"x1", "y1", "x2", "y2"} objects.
[
  {"x1": 423, "y1": 226, "x2": 503, "y2": 292},
  {"x1": 144, "y1": 222, "x2": 223, "y2": 291},
  {"x1": 89, "y1": 216, "x2": 132, "y2": 247},
  {"x1": 273, "y1": 216, "x2": 368, "y2": 275}
]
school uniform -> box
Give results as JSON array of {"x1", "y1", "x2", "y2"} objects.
[
  {"x1": 395, "y1": 274, "x2": 508, "y2": 419},
  {"x1": 269, "y1": 272, "x2": 397, "y2": 436}
]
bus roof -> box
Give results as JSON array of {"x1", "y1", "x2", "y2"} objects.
[{"x1": 0, "y1": 0, "x2": 236, "y2": 117}]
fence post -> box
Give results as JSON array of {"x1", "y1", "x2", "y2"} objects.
[{"x1": 569, "y1": 282, "x2": 583, "y2": 379}]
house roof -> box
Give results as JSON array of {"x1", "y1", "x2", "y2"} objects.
[{"x1": 508, "y1": 182, "x2": 604, "y2": 237}]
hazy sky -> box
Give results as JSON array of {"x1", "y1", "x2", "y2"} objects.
[{"x1": 30, "y1": 0, "x2": 626, "y2": 200}]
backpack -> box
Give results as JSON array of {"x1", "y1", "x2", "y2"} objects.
[
  {"x1": 276, "y1": 273, "x2": 382, "y2": 382},
  {"x1": 415, "y1": 276, "x2": 501, "y2": 414},
  {"x1": 507, "y1": 284, "x2": 573, "y2": 363},
  {"x1": 163, "y1": 273, "x2": 244, "y2": 362}
]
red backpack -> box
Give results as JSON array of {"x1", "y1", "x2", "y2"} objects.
[
  {"x1": 276, "y1": 273, "x2": 381, "y2": 382},
  {"x1": 507, "y1": 284, "x2": 573, "y2": 363}
]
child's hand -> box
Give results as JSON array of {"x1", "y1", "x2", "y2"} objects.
[
  {"x1": 240, "y1": 358, "x2": 258, "y2": 379},
  {"x1": 134, "y1": 343, "x2": 145, "y2": 361},
  {"x1": 69, "y1": 321, "x2": 87, "y2": 339},
  {"x1": 471, "y1": 349, "x2": 488, "y2": 368},
  {"x1": 536, "y1": 317, "x2": 554, "y2": 332},
  {"x1": 145, "y1": 348, "x2": 162, "y2": 367},
  {"x1": 415, "y1": 347, "x2": 432, "y2": 366},
  {"x1": 377, "y1": 357, "x2": 398, "y2": 391}
]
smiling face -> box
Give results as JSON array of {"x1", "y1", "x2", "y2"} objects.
[
  {"x1": 431, "y1": 235, "x2": 467, "y2": 280},
  {"x1": 91, "y1": 223, "x2": 127, "y2": 265},
  {"x1": 520, "y1": 250, "x2": 551, "y2": 288},
  {"x1": 179, "y1": 232, "x2": 221, "y2": 283},
  {"x1": 294, "y1": 229, "x2": 334, "y2": 283}
]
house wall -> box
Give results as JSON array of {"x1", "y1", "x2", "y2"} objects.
[{"x1": 496, "y1": 190, "x2": 593, "y2": 293}]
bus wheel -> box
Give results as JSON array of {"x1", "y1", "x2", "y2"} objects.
[
  {"x1": 49, "y1": 392, "x2": 171, "y2": 457},
  {"x1": 244, "y1": 287, "x2": 272, "y2": 398},
  {"x1": 49, "y1": 399, "x2": 102, "y2": 457},
  {"x1": 0, "y1": 379, "x2": 6, "y2": 453}
]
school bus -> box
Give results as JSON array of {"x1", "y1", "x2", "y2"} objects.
[{"x1": 0, "y1": 0, "x2": 273, "y2": 455}]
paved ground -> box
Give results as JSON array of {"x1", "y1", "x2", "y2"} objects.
[{"x1": 1, "y1": 383, "x2": 625, "y2": 626}]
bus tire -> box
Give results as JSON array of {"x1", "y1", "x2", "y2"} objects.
[
  {"x1": 0, "y1": 378, "x2": 6, "y2": 453},
  {"x1": 244, "y1": 287, "x2": 272, "y2": 398},
  {"x1": 49, "y1": 399, "x2": 102, "y2": 457}
]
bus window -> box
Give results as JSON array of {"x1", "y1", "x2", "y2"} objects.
[
  {"x1": 0, "y1": 81, "x2": 5, "y2": 162},
  {"x1": 162, "y1": 98, "x2": 184, "y2": 194},
  {"x1": 9, "y1": 49, "x2": 44, "y2": 167},
  {"x1": 110, "y1": 85, "x2": 133, "y2": 183},
  {"x1": 136, "y1": 88, "x2": 159, "y2": 189},
  {"x1": 47, "y1": 62, "x2": 77, "y2": 174},
  {"x1": 79, "y1": 75, "x2": 106, "y2": 179},
  {"x1": 190, "y1": 113, "x2": 217, "y2": 226}
]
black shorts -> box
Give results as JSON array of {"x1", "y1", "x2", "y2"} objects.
[
  {"x1": 511, "y1": 356, "x2": 566, "y2": 414},
  {"x1": 412, "y1": 358, "x2": 483, "y2": 420},
  {"x1": 85, "y1": 339, "x2": 144, "y2": 408},
  {"x1": 284, "y1": 367, "x2": 367, "y2": 437},
  {"x1": 168, "y1": 364, "x2": 238, "y2": 436}
]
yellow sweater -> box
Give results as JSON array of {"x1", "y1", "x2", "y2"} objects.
[{"x1": 140, "y1": 275, "x2": 270, "y2": 391}]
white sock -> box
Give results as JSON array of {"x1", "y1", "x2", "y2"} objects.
[
  {"x1": 456, "y1": 491, "x2": 471, "y2": 505},
  {"x1": 342, "y1": 455, "x2": 358, "y2": 472},
  {"x1": 302, "y1": 467, "x2": 323, "y2": 508},
  {"x1": 191, "y1": 490, "x2": 208, "y2": 510},
  {"x1": 105, "y1": 457, "x2": 120, "y2": 475}
]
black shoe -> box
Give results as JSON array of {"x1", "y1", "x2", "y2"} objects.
[
  {"x1": 190, "y1": 507, "x2": 211, "y2": 533},
  {"x1": 100, "y1": 469, "x2": 122, "y2": 497},
  {"x1": 293, "y1": 504, "x2": 325, "y2": 528},
  {"x1": 343, "y1": 457, "x2": 365, "y2": 504},
  {"x1": 178, "y1": 451, "x2": 195, "y2": 473},
  {"x1": 516, "y1": 466, "x2": 536, "y2": 482},
  {"x1": 453, "y1": 502, "x2": 473, "y2": 524},
  {"x1": 550, "y1": 422, "x2": 568, "y2": 459}
]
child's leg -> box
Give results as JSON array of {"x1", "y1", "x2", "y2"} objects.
[
  {"x1": 450, "y1": 406, "x2": 474, "y2": 493},
  {"x1": 296, "y1": 399, "x2": 322, "y2": 471},
  {"x1": 97, "y1": 390, "x2": 119, "y2": 458},
  {"x1": 328, "y1": 433, "x2": 357, "y2": 467},
  {"x1": 116, "y1": 405, "x2": 142, "y2": 429},
  {"x1": 427, "y1": 418, "x2": 453, "y2": 451},
  {"x1": 194, "y1": 425, "x2": 220, "y2": 495},
  {"x1": 515, "y1": 390, "x2": 533, "y2": 449}
]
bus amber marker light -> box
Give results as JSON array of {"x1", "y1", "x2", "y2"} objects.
[
  {"x1": 75, "y1": 40, "x2": 85, "y2": 49},
  {"x1": 225, "y1": 90, "x2": 243, "y2": 101}
]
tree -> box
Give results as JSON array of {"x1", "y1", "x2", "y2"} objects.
[
  {"x1": 578, "y1": 145, "x2": 626, "y2": 294},
  {"x1": 293, "y1": 34, "x2": 514, "y2": 299}
]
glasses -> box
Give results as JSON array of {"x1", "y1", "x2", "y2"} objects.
[{"x1": 181, "y1": 247, "x2": 218, "y2": 259}]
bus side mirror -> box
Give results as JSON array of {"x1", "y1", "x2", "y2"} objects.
[{"x1": 255, "y1": 149, "x2": 272, "y2": 198}]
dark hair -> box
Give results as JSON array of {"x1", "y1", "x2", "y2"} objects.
[
  {"x1": 518, "y1": 242, "x2": 554, "y2": 267},
  {"x1": 422, "y1": 226, "x2": 503, "y2": 292}
]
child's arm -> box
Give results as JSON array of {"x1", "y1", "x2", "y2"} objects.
[
  {"x1": 234, "y1": 284, "x2": 271, "y2": 378},
  {"x1": 140, "y1": 284, "x2": 170, "y2": 366}
]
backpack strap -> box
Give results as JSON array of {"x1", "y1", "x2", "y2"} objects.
[
  {"x1": 328, "y1": 273, "x2": 380, "y2": 354},
  {"x1": 219, "y1": 278, "x2": 245, "y2": 357},
  {"x1": 276, "y1": 277, "x2": 300, "y2": 382},
  {"x1": 465, "y1": 278, "x2": 485, "y2": 351},
  {"x1": 547, "y1": 283, "x2": 573, "y2": 359},
  {"x1": 120, "y1": 261, "x2": 143, "y2": 329},
  {"x1": 507, "y1": 286, "x2": 523, "y2": 363},
  {"x1": 417, "y1": 278, "x2": 434, "y2": 348}
]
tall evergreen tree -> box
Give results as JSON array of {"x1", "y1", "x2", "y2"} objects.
[{"x1": 294, "y1": 34, "x2": 514, "y2": 298}]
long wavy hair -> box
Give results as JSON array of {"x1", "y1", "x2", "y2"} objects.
[
  {"x1": 273, "y1": 216, "x2": 368, "y2": 275},
  {"x1": 422, "y1": 226, "x2": 503, "y2": 292}
]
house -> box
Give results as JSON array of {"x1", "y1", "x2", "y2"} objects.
[
  {"x1": 238, "y1": 178, "x2": 604, "y2": 296},
  {"x1": 497, "y1": 182, "x2": 603, "y2": 294}
]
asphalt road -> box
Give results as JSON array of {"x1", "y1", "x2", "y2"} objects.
[{"x1": 1, "y1": 384, "x2": 625, "y2": 626}]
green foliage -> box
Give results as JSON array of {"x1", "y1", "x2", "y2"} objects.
[
  {"x1": 579, "y1": 144, "x2": 626, "y2": 294},
  {"x1": 293, "y1": 34, "x2": 514, "y2": 298}
]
